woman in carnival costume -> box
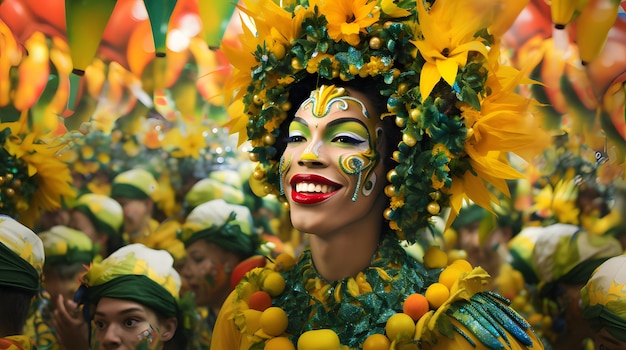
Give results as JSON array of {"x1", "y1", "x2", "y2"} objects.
[{"x1": 213, "y1": 0, "x2": 548, "y2": 349}]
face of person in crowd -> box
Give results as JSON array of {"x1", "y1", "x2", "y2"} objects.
[
  {"x1": 281, "y1": 85, "x2": 387, "y2": 236},
  {"x1": 91, "y1": 297, "x2": 176, "y2": 350},
  {"x1": 594, "y1": 328, "x2": 625, "y2": 350},
  {"x1": 458, "y1": 222, "x2": 511, "y2": 276},
  {"x1": 69, "y1": 210, "x2": 108, "y2": 253},
  {"x1": 180, "y1": 239, "x2": 236, "y2": 308},
  {"x1": 115, "y1": 198, "x2": 153, "y2": 236},
  {"x1": 43, "y1": 268, "x2": 83, "y2": 310}
]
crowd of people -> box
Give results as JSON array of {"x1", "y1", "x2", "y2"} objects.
[{"x1": 1, "y1": 0, "x2": 625, "y2": 349}]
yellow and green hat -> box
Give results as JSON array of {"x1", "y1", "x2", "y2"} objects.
[
  {"x1": 581, "y1": 254, "x2": 626, "y2": 341},
  {"x1": 110, "y1": 168, "x2": 159, "y2": 201},
  {"x1": 0, "y1": 215, "x2": 45, "y2": 293},
  {"x1": 532, "y1": 224, "x2": 622, "y2": 286},
  {"x1": 184, "y1": 178, "x2": 245, "y2": 211},
  {"x1": 39, "y1": 225, "x2": 98, "y2": 266},
  {"x1": 507, "y1": 226, "x2": 542, "y2": 285},
  {"x1": 72, "y1": 193, "x2": 124, "y2": 238},
  {"x1": 179, "y1": 199, "x2": 259, "y2": 258},
  {"x1": 79, "y1": 243, "x2": 181, "y2": 318}
]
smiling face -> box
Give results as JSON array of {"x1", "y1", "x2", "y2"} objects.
[
  {"x1": 281, "y1": 85, "x2": 388, "y2": 236},
  {"x1": 91, "y1": 297, "x2": 176, "y2": 350}
]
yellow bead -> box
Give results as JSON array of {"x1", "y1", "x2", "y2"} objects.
[
  {"x1": 369, "y1": 37, "x2": 382, "y2": 50},
  {"x1": 429, "y1": 191, "x2": 442, "y2": 201},
  {"x1": 253, "y1": 95, "x2": 263, "y2": 105},
  {"x1": 264, "y1": 134, "x2": 276, "y2": 145},
  {"x1": 253, "y1": 169, "x2": 265, "y2": 180},
  {"x1": 410, "y1": 108, "x2": 420, "y2": 122},
  {"x1": 395, "y1": 116, "x2": 405, "y2": 128},
  {"x1": 427, "y1": 202, "x2": 440, "y2": 215},
  {"x1": 249, "y1": 153, "x2": 259, "y2": 162},
  {"x1": 386, "y1": 169, "x2": 398, "y2": 182},
  {"x1": 397, "y1": 83, "x2": 409, "y2": 95},
  {"x1": 392, "y1": 151, "x2": 401, "y2": 162},
  {"x1": 384, "y1": 185, "x2": 396, "y2": 197},
  {"x1": 273, "y1": 43, "x2": 286, "y2": 60},
  {"x1": 402, "y1": 133, "x2": 416, "y2": 147},
  {"x1": 383, "y1": 208, "x2": 393, "y2": 220}
]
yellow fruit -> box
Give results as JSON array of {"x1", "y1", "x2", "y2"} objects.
[
  {"x1": 425, "y1": 283, "x2": 450, "y2": 309},
  {"x1": 297, "y1": 329, "x2": 342, "y2": 350},
  {"x1": 263, "y1": 272, "x2": 286, "y2": 297},
  {"x1": 423, "y1": 246, "x2": 447, "y2": 269},
  {"x1": 385, "y1": 313, "x2": 415, "y2": 341},
  {"x1": 362, "y1": 333, "x2": 391, "y2": 350},
  {"x1": 442, "y1": 228, "x2": 458, "y2": 249},
  {"x1": 265, "y1": 336, "x2": 295, "y2": 350},
  {"x1": 274, "y1": 253, "x2": 296, "y2": 272},
  {"x1": 438, "y1": 266, "x2": 463, "y2": 290},
  {"x1": 260, "y1": 307, "x2": 288, "y2": 336},
  {"x1": 450, "y1": 259, "x2": 473, "y2": 272}
]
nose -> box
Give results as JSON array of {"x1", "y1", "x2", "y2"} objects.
[
  {"x1": 297, "y1": 152, "x2": 327, "y2": 168},
  {"x1": 101, "y1": 324, "x2": 122, "y2": 349}
]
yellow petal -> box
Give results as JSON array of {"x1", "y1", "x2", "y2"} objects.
[{"x1": 419, "y1": 62, "x2": 441, "y2": 99}]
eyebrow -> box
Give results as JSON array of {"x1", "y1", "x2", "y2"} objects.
[
  {"x1": 291, "y1": 117, "x2": 308, "y2": 127},
  {"x1": 327, "y1": 117, "x2": 368, "y2": 130},
  {"x1": 95, "y1": 307, "x2": 145, "y2": 317}
]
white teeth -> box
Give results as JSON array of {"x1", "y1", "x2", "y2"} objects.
[{"x1": 295, "y1": 182, "x2": 336, "y2": 193}]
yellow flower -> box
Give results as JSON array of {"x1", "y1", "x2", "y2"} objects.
[
  {"x1": 411, "y1": 0, "x2": 490, "y2": 99},
  {"x1": 319, "y1": 0, "x2": 379, "y2": 46},
  {"x1": 1, "y1": 113, "x2": 75, "y2": 228},
  {"x1": 162, "y1": 125, "x2": 208, "y2": 159}
]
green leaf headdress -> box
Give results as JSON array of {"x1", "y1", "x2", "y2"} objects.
[{"x1": 222, "y1": 0, "x2": 549, "y2": 242}]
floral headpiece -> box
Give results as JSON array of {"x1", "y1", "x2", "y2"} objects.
[{"x1": 223, "y1": 0, "x2": 548, "y2": 242}]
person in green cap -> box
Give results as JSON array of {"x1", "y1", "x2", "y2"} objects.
[
  {"x1": 0, "y1": 215, "x2": 45, "y2": 350},
  {"x1": 69, "y1": 193, "x2": 126, "y2": 259},
  {"x1": 178, "y1": 199, "x2": 261, "y2": 349},
  {"x1": 59, "y1": 243, "x2": 189, "y2": 350},
  {"x1": 531, "y1": 224, "x2": 623, "y2": 349},
  {"x1": 24, "y1": 226, "x2": 98, "y2": 350},
  {"x1": 110, "y1": 168, "x2": 186, "y2": 267},
  {"x1": 580, "y1": 254, "x2": 626, "y2": 349}
]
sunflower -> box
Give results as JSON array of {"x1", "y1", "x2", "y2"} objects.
[{"x1": 0, "y1": 112, "x2": 75, "y2": 228}]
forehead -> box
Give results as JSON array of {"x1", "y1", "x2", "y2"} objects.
[{"x1": 295, "y1": 85, "x2": 380, "y2": 128}]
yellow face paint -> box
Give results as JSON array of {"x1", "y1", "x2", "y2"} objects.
[{"x1": 299, "y1": 85, "x2": 369, "y2": 119}]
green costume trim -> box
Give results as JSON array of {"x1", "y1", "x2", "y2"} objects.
[
  {"x1": 86, "y1": 274, "x2": 178, "y2": 318},
  {"x1": 583, "y1": 304, "x2": 626, "y2": 342},
  {"x1": 0, "y1": 242, "x2": 39, "y2": 293}
]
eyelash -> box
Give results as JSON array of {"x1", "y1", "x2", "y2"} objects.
[{"x1": 287, "y1": 135, "x2": 365, "y2": 145}]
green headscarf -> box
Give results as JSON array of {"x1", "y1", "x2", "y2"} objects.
[
  {"x1": 110, "y1": 168, "x2": 159, "y2": 200},
  {"x1": 72, "y1": 193, "x2": 124, "y2": 238},
  {"x1": 0, "y1": 215, "x2": 44, "y2": 293},
  {"x1": 179, "y1": 199, "x2": 259, "y2": 258},
  {"x1": 39, "y1": 225, "x2": 98, "y2": 266},
  {"x1": 78, "y1": 243, "x2": 180, "y2": 318}
]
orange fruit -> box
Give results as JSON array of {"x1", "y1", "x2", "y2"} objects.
[
  {"x1": 263, "y1": 271, "x2": 286, "y2": 297},
  {"x1": 385, "y1": 313, "x2": 415, "y2": 341},
  {"x1": 423, "y1": 246, "x2": 448, "y2": 269},
  {"x1": 425, "y1": 283, "x2": 450, "y2": 309},
  {"x1": 265, "y1": 336, "x2": 295, "y2": 350},
  {"x1": 260, "y1": 307, "x2": 288, "y2": 336},
  {"x1": 249, "y1": 290, "x2": 273, "y2": 311},
  {"x1": 402, "y1": 293, "x2": 429, "y2": 321},
  {"x1": 362, "y1": 333, "x2": 391, "y2": 350}
]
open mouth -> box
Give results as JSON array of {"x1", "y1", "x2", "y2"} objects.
[{"x1": 290, "y1": 174, "x2": 342, "y2": 204}]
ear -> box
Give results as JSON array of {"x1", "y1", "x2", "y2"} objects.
[{"x1": 160, "y1": 316, "x2": 178, "y2": 342}]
